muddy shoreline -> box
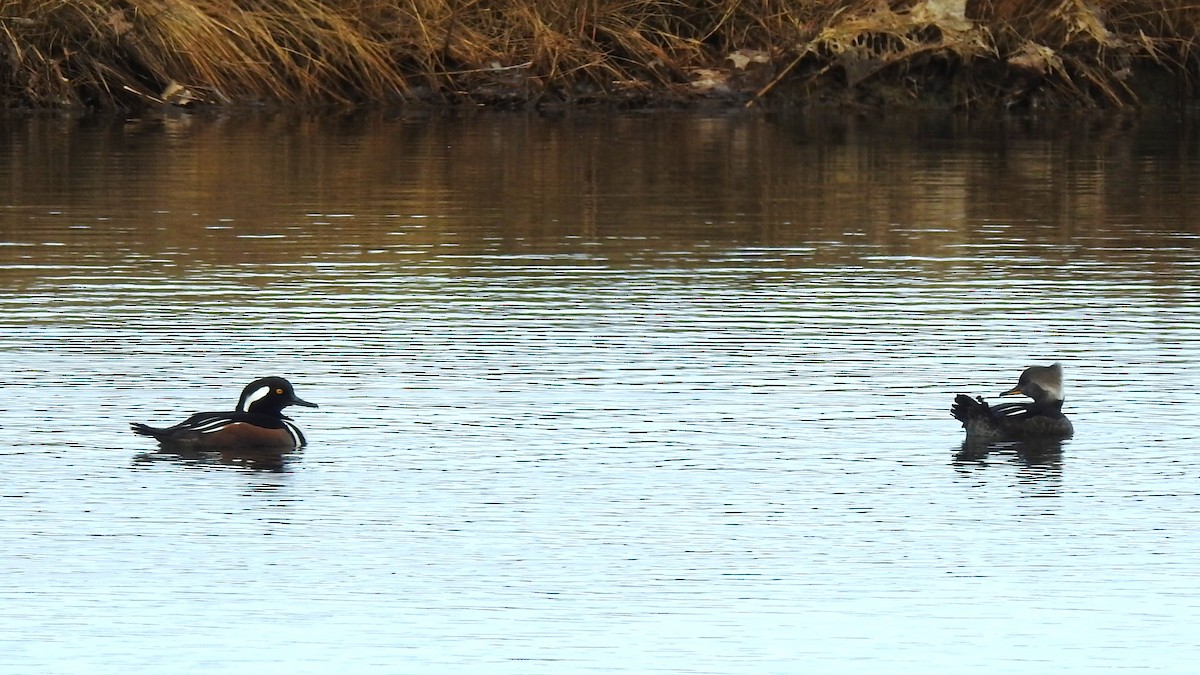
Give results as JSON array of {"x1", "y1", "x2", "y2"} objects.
[{"x1": 2, "y1": 1, "x2": 1196, "y2": 112}]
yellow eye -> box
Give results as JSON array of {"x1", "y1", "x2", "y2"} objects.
[{"x1": 275, "y1": 388, "x2": 284, "y2": 395}]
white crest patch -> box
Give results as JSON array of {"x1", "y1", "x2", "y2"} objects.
[
  {"x1": 239, "y1": 385, "x2": 271, "y2": 412},
  {"x1": 1034, "y1": 364, "x2": 1064, "y2": 401}
]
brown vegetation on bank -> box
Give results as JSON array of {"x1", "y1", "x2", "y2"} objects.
[{"x1": 0, "y1": 0, "x2": 1196, "y2": 110}]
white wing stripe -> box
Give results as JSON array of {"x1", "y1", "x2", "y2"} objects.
[{"x1": 196, "y1": 420, "x2": 238, "y2": 434}]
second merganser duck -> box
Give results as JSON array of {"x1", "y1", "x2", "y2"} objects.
[
  {"x1": 131, "y1": 377, "x2": 318, "y2": 450},
  {"x1": 951, "y1": 363, "x2": 1074, "y2": 440}
]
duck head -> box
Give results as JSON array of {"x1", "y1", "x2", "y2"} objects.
[{"x1": 1000, "y1": 363, "x2": 1064, "y2": 404}]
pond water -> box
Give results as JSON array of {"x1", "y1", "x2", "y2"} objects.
[{"x1": 1, "y1": 110, "x2": 1198, "y2": 673}]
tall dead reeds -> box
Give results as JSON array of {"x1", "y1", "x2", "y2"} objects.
[{"x1": 0, "y1": 0, "x2": 1196, "y2": 109}]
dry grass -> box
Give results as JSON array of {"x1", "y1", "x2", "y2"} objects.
[{"x1": 0, "y1": 0, "x2": 1197, "y2": 109}]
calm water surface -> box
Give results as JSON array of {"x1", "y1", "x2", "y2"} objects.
[{"x1": 1, "y1": 111, "x2": 1198, "y2": 673}]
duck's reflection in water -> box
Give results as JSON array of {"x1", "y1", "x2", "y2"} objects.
[
  {"x1": 952, "y1": 438, "x2": 1065, "y2": 499},
  {"x1": 954, "y1": 437, "x2": 1065, "y2": 467},
  {"x1": 132, "y1": 447, "x2": 296, "y2": 473}
]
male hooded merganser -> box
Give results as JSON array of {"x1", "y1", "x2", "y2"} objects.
[
  {"x1": 951, "y1": 363, "x2": 1073, "y2": 440},
  {"x1": 131, "y1": 377, "x2": 317, "y2": 449}
]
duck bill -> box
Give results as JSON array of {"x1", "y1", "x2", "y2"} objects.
[
  {"x1": 999, "y1": 387, "x2": 1022, "y2": 397},
  {"x1": 291, "y1": 396, "x2": 319, "y2": 409}
]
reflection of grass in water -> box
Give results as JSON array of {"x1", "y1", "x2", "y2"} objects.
[{"x1": 0, "y1": 0, "x2": 1195, "y2": 108}]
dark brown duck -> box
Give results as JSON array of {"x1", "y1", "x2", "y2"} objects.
[{"x1": 951, "y1": 363, "x2": 1074, "y2": 440}]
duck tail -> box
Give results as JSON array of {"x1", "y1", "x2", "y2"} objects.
[
  {"x1": 950, "y1": 394, "x2": 988, "y2": 427},
  {"x1": 130, "y1": 422, "x2": 170, "y2": 441}
]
